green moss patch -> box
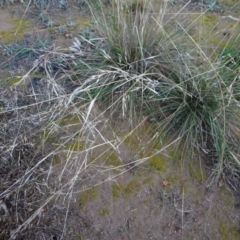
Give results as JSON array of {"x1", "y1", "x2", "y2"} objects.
[
  {"x1": 64, "y1": 139, "x2": 85, "y2": 152},
  {"x1": 112, "y1": 180, "x2": 141, "y2": 198},
  {"x1": 202, "y1": 13, "x2": 218, "y2": 26},
  {"x1": 219, "y1": 0, "x2": 239, "y2": 6},
  {"x1": 219, "y1": 222, "x2": 240, "y2": 240},
  {"x1": 124, "y1": 180, "x2": 141, "y2": 197},
  {"x1": 123, "y1": 134, "x2": 140, "y2": 150},
  {"x1": 0, "y1": 18, "x2": 31, "y2": 44},
  {"x1": 100, "y1": 207, "x2": 110, "y2": 217},
  {"x1": 52, "y1": 154, "x2": 61, "y2": 166},
  {"x1": 78, "y1": 188, "x2": 98, "y2": 209},
  {"x1": 105, "y1": 153, "x2": 122, "y2": 166},
  {"x1": 6, "y1": 76, "x2": 24, "y2": 86},
  {"x1": 142, "y1": 177, "x2": 153, "y2": 185},
  {"x1": 58, "y1": 114, "x2": 81, "y2": 126},
  {"x1": 148, "y1": 155, "x2": 167, "y2": 172},
  {"x1": 112, "y1": 182, "x2": 124, "y2": 198}
]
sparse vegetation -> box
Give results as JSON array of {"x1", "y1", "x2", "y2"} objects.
[{"x1": 1, "y1": 0, "x2": 240, "y2": 239}]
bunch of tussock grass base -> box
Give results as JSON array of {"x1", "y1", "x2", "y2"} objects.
[
  {"x1": 88, "y1": 0, "x2": 174, "y2": 72},
  {"x1": 85, "y1": 0, "x2": 240, "y2": 179},
  {"x1": 84, "y1": 0, "x2": 188, "y2": 112}
]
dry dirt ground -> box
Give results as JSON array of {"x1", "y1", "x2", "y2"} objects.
[{"x1": 1, "y1": 1, "x2": 240, "y2": 240}]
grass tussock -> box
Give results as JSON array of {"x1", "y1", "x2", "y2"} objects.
[
  {"x1": 86, "y1": 0, "x2": 240, "y2": 174},
  {"x1": 88, "y1": 0, "x2": 175, "y2": 72}
]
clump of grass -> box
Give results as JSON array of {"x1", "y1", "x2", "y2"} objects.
[
  {"x1": 147, "y1": 45, "x2": 240, "y2": 178},
  {"x1": 87, "y1": 0, "x2": 177, "y2": 73},
  {"x1": 219, "y1": 45, "x2": 240, "y2": 101},
  {"x1": 84, "y1": 0, "x2": 240, "y2": 178},
  {"x1": 80, "y1": 0, "x2": 186, "y2": 117}
]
